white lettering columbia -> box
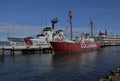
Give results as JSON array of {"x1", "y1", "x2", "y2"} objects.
[{"x1": 81, "y1": 43, "x2": 97, "y2": 48}]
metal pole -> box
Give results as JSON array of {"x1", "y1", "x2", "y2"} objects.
[
  {"x1": 69, "y1": 9, "x2": 73, "y2": 40},
  {"x1": 90, "y1": 19, "x2": 93, "y2": 37}
]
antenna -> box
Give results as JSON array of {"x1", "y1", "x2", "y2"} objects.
[
  {"x1": 46, "y1": 16, "x2": 48, "y2": 26},
  {"x1": 105, "y1": 30, "x2": 107, "y2": 36},
  {"x1": 41, "y1": 17, "x2": 43, "y2": 26},
  {"x1": 51, "y1": 17, "x2": 59, "y2": 29}
]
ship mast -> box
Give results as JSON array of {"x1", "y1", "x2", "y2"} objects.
[
  {"x1": 90, "y1": 19, "x2": 93, "y2": 37},
  {"x1": 69, "y1": 9, "x2": 73, "y2": 40}
]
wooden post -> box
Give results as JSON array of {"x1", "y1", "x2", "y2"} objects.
[
  {"x1": 2, "y1": 47, "x2": 4, "y2": 57},
  {"x1": 12, "y1": 46, "x2": 14, "y2": 56}
]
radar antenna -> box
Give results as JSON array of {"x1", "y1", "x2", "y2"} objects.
[{"x1": 51, "y1": 17, "x2": 58, "y2": 29}]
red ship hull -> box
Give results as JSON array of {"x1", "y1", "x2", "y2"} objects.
[{"x1": 50, "y1": 41, "x2": 102, "y2": 53}]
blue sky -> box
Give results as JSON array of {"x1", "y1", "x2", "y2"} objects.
[{"x1": 0, "y1": 0, "x2": 120, "y2": 41}]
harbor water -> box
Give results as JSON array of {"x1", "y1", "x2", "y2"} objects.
[{"x1": 0, "y1": 46, "x2": 120, "y2": 81}]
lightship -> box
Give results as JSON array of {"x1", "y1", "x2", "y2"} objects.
[{"x1": 50, "y1": 9, "x2": 102, "y2": 53}]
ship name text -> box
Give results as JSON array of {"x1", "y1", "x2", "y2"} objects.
[{"x1": 81, "y1": 43, "x2": 97, "y2": 48}]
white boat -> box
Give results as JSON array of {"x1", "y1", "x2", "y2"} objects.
[
  {"x1": 7, "y1": 17, "x2": 66, "y2": 47},
  {"x1": 99, "y1": 30, "x2": 120, "y2": 46},
  {"x1": 7, "y1": 37, "x2": 26, "y2": 46},
  {"x1": 8, "y1": 27, "x2": 65, "y2": 47},
  {"x1": 7, "y1": 27, "x2": 53, "y2": 46}
]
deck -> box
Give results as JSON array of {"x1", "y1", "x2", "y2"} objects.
[{"x1": 0, "y1": 45, "x2": 53, "y2": 56}]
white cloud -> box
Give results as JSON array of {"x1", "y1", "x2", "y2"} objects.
[
  {"x1": 0, "y1": 23, "x2": 43, "y2": 34},
  {"x1": 0, "y1": 23, "x2": 46, "y2": 41},
  {"x1": 0, "y1": 23, "x2": 102, "y2": 41}
]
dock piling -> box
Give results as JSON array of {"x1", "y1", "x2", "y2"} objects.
[
  {"x1": 2, "y1": 47, "x2": 4, "y2": 57},
  {"x1": 12, "y1": 46, "x2": 14, "y2": 56}
]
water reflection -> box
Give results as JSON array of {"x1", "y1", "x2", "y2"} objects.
[
  {"x1": 0, "y1": 56, "x2": 4, "y2": 62},
  {"x1": 52, "y1": 49, "x2": 102, "y2": 66},
  {"x1": 50, "y1": 47, "x2": 120, "y2": 81}
]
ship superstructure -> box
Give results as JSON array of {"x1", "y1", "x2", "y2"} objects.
[{"x1": 99, "y1": 30, "x2": 120, "y2": 46}]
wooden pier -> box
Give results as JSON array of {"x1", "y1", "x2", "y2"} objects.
[{"x1": 0, "y1": 45, "x2": 53, "y2": 56}]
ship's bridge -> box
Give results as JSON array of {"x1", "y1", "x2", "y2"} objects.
[{"x1": 43, "y1": 27, "x2": 53, "y2": 31}]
